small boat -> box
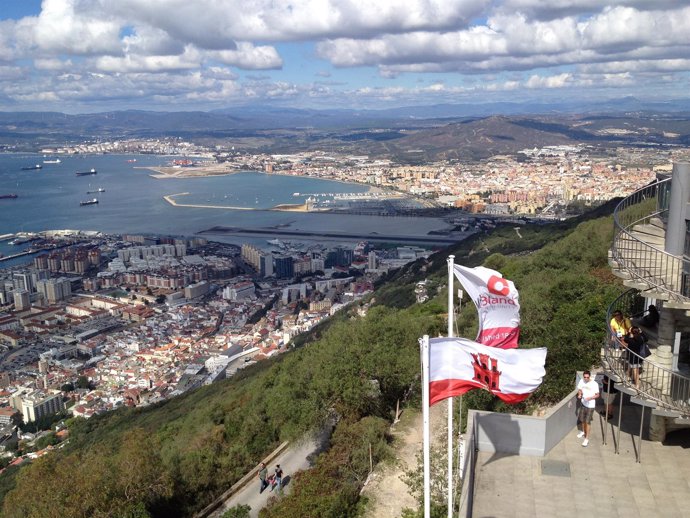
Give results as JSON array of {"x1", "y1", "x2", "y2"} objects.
[
  {"x1": 21, "y1": 164, "x2": 42, "y2": 171},
  {"x1": 43, "y1": 158, "x2": 61, "y2": 164},
  {"x1": 293, "y1": 192, "x2": 300, "y2": 196},
  {"x1": 127, "y1": 159, "x2": 137, "y2": 163},
  {"x1": 80, "y1": 198, "x2": 98, "y2": 206},
  {"x1": 76, "y1": 168, "x2": 97, "y2": 176}
]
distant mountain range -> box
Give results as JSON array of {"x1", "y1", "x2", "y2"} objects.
[{"x1": 2, "y1": 97, "x2": 690, "y2": 160}]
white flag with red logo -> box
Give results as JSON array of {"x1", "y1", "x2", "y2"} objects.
[
  {"x1": 428, "y1": 337, "x2": 546, "y2": 406},
  {"x1": 453, "y1": 265, "x2": 520, "y2": 349}
]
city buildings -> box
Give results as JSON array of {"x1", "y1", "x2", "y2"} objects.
[{"x1": 13, "y1": 390, "x2": 65, "y2": 424}]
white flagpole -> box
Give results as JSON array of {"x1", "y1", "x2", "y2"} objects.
[
  {"x1": 447, "y1": 255, "x2": 455, "y2": 518},
  {"x1": 421, "y1": 335, "x2": 431, "y2": 518},
  {"x1": 457, "y1": 288, "x2": 464, "y2": 515}
]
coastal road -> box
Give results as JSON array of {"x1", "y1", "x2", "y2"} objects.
[{"x1": 211, "y1": 428, "x2": 331, "y2": 518}]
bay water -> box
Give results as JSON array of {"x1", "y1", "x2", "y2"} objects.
[{"x1": 0, "y1": 153, "x2": 451, "y2": 265}]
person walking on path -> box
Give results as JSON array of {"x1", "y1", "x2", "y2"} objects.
[
  {"x1": 576, "y1": 370, "x2": 599, "y2": 447},
  {"x1": 271, "y1": 464, "x2": 283, "y2": 493},
  {"x1": 258, "y1": 462, "x2": 269, "y2": 493}
]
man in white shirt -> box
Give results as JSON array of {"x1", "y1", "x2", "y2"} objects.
[{"x1": 576, "y1": 370, "x2": 599, "y2": 447}]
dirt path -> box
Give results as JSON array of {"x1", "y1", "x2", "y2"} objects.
[{"x1": 360, "y1": 403, "x2": 446, "y2": 518}]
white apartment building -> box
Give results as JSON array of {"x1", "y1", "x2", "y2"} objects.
[{"x1": 19, "y1": 390, "x2": 65, "y2": 424}]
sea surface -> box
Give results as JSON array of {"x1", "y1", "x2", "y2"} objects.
[{"x1": 0, "y1": 153, "x2": 453, "y2": 265}]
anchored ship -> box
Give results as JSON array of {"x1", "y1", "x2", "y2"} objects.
[
  {"x1": 0, "y1": 194, "x2": 18, "y2": 199},
  {"x1": 43, "y1": 158, "x2": 61, "y2": 164},
  {"x1": 76, "y1": 168, "x2": 97, "y2": 176},
  {"x1": 21, "y1": 164, "x2": 42, "y2": 170},
  {"x1": 80, "y1": 198, "x2": 99, "y2": 206},
  {"x1": 86, "y1": 188, "x2": 106, "y2": 194}
]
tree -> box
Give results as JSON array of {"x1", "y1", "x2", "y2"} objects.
[
  {"x1": 61, "y1": 382, "x2": 74, "y2": 392},
  {"x1": 33, "y1": 432, "x2": 59, "y2": 450},
  {"x1": 76, "y1": 376, "x2": 91, "y2": 390}
]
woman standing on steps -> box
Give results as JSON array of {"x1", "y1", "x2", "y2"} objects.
[{"x1": 622, "y1": 326, "x2": 645, "y2": 388}]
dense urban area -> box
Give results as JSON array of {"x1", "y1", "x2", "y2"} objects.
[
  {"x1": 0, "y1": 226, "x2": 433, "y2": 460},
  {"x1": 0, "y1": 135, "x2": 679, "y2": 470},
  {"x1": 29, "y1": 137, "x2": 672, "y2": 216}
]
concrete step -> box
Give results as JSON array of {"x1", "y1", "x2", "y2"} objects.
[
  {"x1": 649, "y1": 217, "x2": 666, "y2": 230},
  {"x1": 653, "y1": 407, "x2": 681, "y2": 418},
  {"x1": 663, "y1": 300, "x2": 690, "y2": 310},
  {"x1": 632, "y1": 223, "x2": 666, "y2": 239},
  {"x1": 614, "y1": 270, "x2": 633, "y2": 281},
  {"x1": 630, "y1": 231, "x2": 666, "y2": 247},
  {"x1": 623, "y1": 280, "x2": 672, "y2": 296}
]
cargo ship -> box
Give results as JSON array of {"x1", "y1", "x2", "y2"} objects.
[
  {"x1": 21, "y1": 164, "x2": 42, "y2": 170},
  {"x1": 86, "y1": 188, "x2": 105, "y2": 194},
  {"x1": 80, "y1": 198, "x2": 99, "y2": 206},
  {"x1": 0, "y1": 194, "x2": 18, "y2": 199},
  {"x1": 76, "y1": 168, "x2": 97, "y2": 176}
]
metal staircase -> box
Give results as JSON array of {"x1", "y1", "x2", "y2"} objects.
[{"x1": 606, "y1": 177, "x2": 690, "y2": 422}]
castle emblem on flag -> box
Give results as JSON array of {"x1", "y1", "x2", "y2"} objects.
[{"x1": 471, "y1": 352, "x2": 501, "y2": 390}]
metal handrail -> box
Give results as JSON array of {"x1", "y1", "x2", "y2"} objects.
[
  {"x1": 605, "y1": 289, "x2": 690, "y2": 416},
  {"x1": 611, "y1": 177, "x2": 690, "y2": 303}
]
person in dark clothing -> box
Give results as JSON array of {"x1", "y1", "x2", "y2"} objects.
[
  {"x1": 601, "y1": 374, "x2": 618, "y2": 418},
  {"x1": 258, "y1": 462, "x2": 268, "y2": 493},
  {"x1": 272, "y1": 464, "x2": 283, "y2": 493},
  {"x1": 622, "y1": 326, "x2": 645, "y2": 387},
  {"x1": 640, "y1": 304, "x2": 660, "y2": 328}
]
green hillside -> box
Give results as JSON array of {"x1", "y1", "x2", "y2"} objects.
[{"x1": 0, "y1": 205, "x2": 623, "y2": 518}]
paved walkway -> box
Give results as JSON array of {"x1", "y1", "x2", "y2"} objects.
[
  {"x1": 472, "y1": 404, "x2": 690, "y2": 518},
  {"x1": 210, "y1": 428, "x2": 330, "y2": 518}
]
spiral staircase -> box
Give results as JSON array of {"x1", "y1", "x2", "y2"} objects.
[{"x1": 606, "y1": 173, "x2": 690, "y2": 441}]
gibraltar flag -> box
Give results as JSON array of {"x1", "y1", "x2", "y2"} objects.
[
  {"x1": 453, "y1": 265, "x2": 520, "y2": 349},
  {"x1": 428, "y1": 337, "x2": 546, "y2": 406}
]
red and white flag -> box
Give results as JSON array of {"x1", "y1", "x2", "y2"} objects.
[
  {"x1": 453, "y1": 265, "x2": 520, "y2": 349},
  {"x1": 428, "y1": 337, "x2": 546, "y2": 406}
]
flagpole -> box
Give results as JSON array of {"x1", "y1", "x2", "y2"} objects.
[
  {"x1": 447, "y1": 255, "x2": 455, "y2": 518},
  {"x1": 421, "y1": 335, "x2": 431, "y2": 518},
  {"x1": 457, "y1": 289, "x2": 464, "y2": 513}
]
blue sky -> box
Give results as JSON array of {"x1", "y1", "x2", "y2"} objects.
[{"x1": 1, "y1": 1, "x2": 689, "y2": 113}]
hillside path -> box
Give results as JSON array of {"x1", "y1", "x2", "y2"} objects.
[
  {"x1": 210, "y1": 428, "x2": 329, "y2": 518},
  {"x1": 360, "y1": 403, "x2": 446, "y2": 518}
]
